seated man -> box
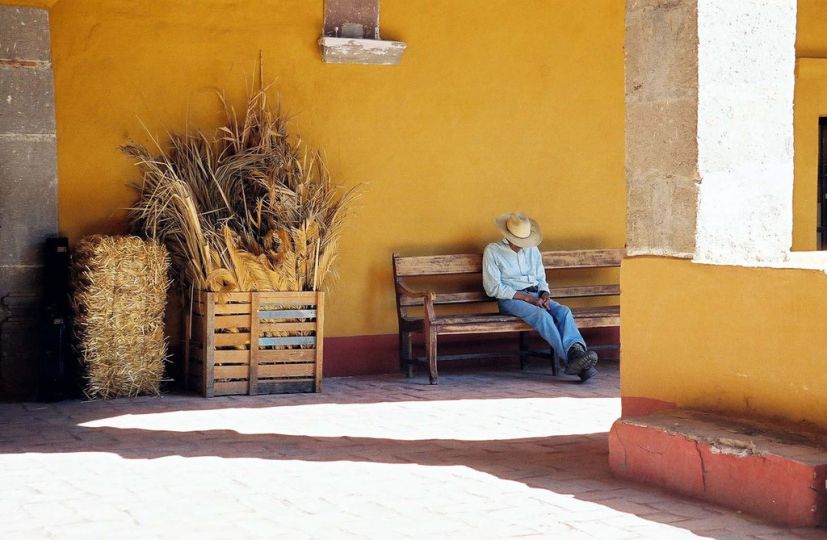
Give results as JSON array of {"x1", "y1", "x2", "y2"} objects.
[{"x1": 482, "y1": 212, "x2": 598, "y2": 381}]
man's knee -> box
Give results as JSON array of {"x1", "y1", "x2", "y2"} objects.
[
  {"x1": 531, "y1": 307, "x2": 556, "y2": 325},
  {"x1": 549, "y1": 302, "x2": 571, "y2": 316}
]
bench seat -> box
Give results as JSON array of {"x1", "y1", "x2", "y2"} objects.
[{"x1": 403, "y1": 305, "x2": 620, "y2": 334}]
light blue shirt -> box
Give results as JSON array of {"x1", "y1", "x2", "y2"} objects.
[{"x1": 482, "y1": 239, "x2": 550, "y2": 300}]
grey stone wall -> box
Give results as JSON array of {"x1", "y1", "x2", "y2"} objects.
[
  {"x1": 625, "y1": 0, "x2": 699, "y2": 257},
  {"x1": 0, "y1": 6, "x2": 58, "y2": 398}
]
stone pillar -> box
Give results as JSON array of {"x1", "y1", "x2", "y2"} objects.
[
  {"x1": 0, "y1": 7, "x2": 58, "y2": 398},
  {"x1": 625, "y1": 0, "x2": 699, "y2": 258},
  {"x1": 625, "y1": 0, "x2": 797, "y2": 265}
]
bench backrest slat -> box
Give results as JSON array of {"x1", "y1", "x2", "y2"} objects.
[
  {"x1": 394, "y1": 248, "x2": 624, "y2": 277},
  {"x1": 541, "y1": 249, "x2": 625, "y2": 269},
  {"x1": 398, "y1": 284, "x2": 621, "y2": 307},
  {"x1": 394, "y1": 254, "x2": 482, "y2": 277}
]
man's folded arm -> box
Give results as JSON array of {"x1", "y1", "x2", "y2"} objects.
[{"x1": 482, "y1": 247, "x2": 516, "y2": 300}]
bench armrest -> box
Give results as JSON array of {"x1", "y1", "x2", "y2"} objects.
[
  {"x1": 396, "y1": 282, "x2": 437, "y2": 322},
  {"x1": 396, "y1": 281, "x2": 427, "y2": 299}
]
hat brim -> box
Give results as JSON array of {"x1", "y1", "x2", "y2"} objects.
[{"x1": 495, "y1": 214, "x2": 543, "y2": 248}]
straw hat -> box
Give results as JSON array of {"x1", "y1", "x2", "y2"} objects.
[{"x1": 495, "y1": 212, "x2": 543, "y2": 248}]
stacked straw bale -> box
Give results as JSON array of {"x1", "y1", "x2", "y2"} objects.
[{"x1": 72, "y1": 235, "x2": 170, "y2": 399}]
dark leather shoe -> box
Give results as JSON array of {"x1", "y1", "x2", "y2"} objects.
[
  {"x1": 565, "y1": 343, "x2": 598, "y2": 375},
  {"x1": 579, "y1": 366, "x2": 598, "y2": 382}
]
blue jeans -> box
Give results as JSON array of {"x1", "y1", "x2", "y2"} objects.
[{"x1": 498, "y1": 292, "x2": 586, "y2": 362}]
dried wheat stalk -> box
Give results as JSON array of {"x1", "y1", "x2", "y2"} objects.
[{"x1": 127, "y1": 86, "x2": 360, "y2": 295}]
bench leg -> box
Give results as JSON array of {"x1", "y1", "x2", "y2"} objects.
[
  {"x1": 399, "y1": 331, "x2": 412, "y2": 374},
  {"x1": 551, "y1": 347, "x2": 560, "y2": 376},
  {"x1": 426, "y1": 327, "x2": 438, "y2": 385},
  {"x1": 519, "y1": 331, "x2": 529, "y2": 370}
]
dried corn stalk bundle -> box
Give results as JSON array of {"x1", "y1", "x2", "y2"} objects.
[
  {"x1": 126, "y1": 84, "x2": 360, "y2": 297},
  {"x1": 72, "y1": 235, "x2": 171, "y2": 399}
]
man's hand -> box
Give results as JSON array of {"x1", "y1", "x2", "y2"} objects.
[{"x1": 513, "y1": 291, "x2": 551, "y2": 308}]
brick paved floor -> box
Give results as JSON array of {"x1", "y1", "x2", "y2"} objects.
[{"x1": 1, "y1": 361, "x2": 825, "y2": 539}]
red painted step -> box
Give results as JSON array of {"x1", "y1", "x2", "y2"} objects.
[{"x1": 609, "y1": 409, "x2": 827, "y2": 527}]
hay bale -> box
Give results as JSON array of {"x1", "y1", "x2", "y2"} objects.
[{"x1": 72, "y1": 235, "x2": 170, "y2": 399}]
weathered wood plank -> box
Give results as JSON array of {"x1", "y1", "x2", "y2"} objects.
[
  {"x1": 214, "y1": 302, "x2": 251, "y2": 315},
  {"x1": 314, "y1": 292, "x2": 325, "y2": 392},
  {"x1": 215, "y1": 364, "x2": 250, "y2": 380},
  {"x1": 394, "y1": 254, "x2": 482, "y2": 276},
  {"x1": 399, "y1": 285, "x2": 621, "y2": 307},
  {"x1": 204, "y1": 298, "x2": 215, "y2": 397},
  {"x1": 216, "y1": 292, "x2": 252, "y2": 302},
  {"x1": 198, "y1": 291, "x2": 252, "y2": 303},
  {"x1": 405, "y1": 306, "x2": 620, "y2": 327},
  {"x1": 214, "y1": 380, "x2": 249, "y2": 396},
  {"x1": 437, "y1": 321, "x2": 532, "y2": 335},
  {"x1": 430, "y1": 306, "x2": 619, "y2": 325},
  {"x1": 541, "y1": 249, "x2": 625, "y2": 269},
  {"x1": 214, "y1": 332, "x2": 250, "y2": 347},
  {"x1": 258, "y1": 362, "x2": 315, "y2": 379},
  {"x1": 575, "y1": 315, "x2": 620, "y2": 328},
  {"x1": 214, "y1": 315, "x2": 251, "y2": 329},
  {"x1": 570, "y1": 305, "x2": 621, "y2": 318},
  {"x1": 249, "y1": 293, "x2": 261, "y2": 395},
  {"x1": 431, "y1": 306, "x2": 620, "y2": 335},
  {"x1": 257, "y1": 349, "x2": 316, "y2": 362},
  {"x1": 551, "y1": 285, "x2": 620, "y2": 298},
  {"x1": 394, "y1": 249, "x2": 624, "y2": 277},
  {"x1": 433, "y1": 314, "x2": 519, "y2": 325},
  {"x1": 399, "y1": 290, "x2": 489, "y2": 306},
  {"x1": 214, "y1": 349, "x2": 250, "y2": 364}
]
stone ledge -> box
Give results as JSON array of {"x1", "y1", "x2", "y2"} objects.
[
  {"x1": 318, "y1": 37, "x2": 406, "y2": 65},
  {"x1": 609, "y1": 409, "x2": 827, "y2": 527}
]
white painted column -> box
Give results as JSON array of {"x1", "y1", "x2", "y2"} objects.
[{"x1": 694, "y1": 0, "x2": 797, "y2": 265}]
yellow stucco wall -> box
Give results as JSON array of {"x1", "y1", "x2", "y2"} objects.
[
  {"x1": 793, "y1": 0, "x2": 827, "y2": 250},
  {"x1": 22, "y1": 0, "x2": 624, "y2": 338},
  {"x1": 796, "y1": 0, "x2": 827, "y2": 59},
  {"x1": 621, "y1": 257, "x2": 827, "y2": 429}
]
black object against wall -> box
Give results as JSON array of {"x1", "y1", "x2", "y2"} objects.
[{"x1": 37, "y1": 237, "x2": 78, "y2": 401}]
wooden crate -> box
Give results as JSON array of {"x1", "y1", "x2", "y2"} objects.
[{"x1": 184, "y1": 291, "x2": 324, "y2": 397}]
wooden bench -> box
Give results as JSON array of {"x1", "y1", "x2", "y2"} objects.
[{"x1": 392, "y1": 249, "x2": 624, "y2": 384}]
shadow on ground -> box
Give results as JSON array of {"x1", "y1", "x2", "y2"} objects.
[{"x1": 2, "y1": 364, "x2": 823, "y2": 538}]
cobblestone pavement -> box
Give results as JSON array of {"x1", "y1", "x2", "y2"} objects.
[{"x1": 1, "y1": 361, "x2": 825, "y2": 539}]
